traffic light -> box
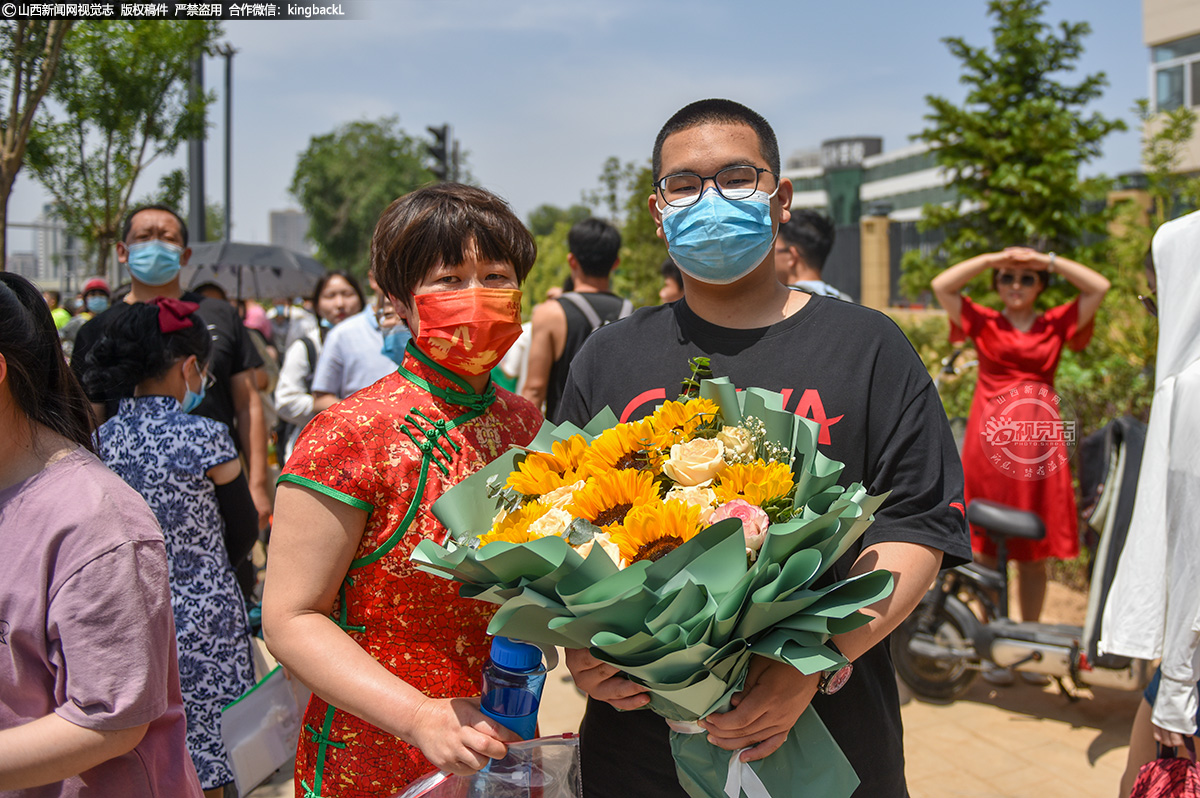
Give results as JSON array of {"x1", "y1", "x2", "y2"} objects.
[{"x1": 427, "y1": 124, "x2": 450, "y2": 182}]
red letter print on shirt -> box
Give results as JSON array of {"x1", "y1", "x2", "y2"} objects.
[{"x1": 619, "y1": 387, "x2": 842, "y2": 445}]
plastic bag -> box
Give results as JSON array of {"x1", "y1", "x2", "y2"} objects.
[
  {"x1": 395, "y1": 734, "x2": 581, "y2": 798},
  {"x1": 221, "y1": 665, "x2": 305, "y2": 797},
  {"x1": 1130, "y1": 739, "x2": 1200, "y2": 798}
]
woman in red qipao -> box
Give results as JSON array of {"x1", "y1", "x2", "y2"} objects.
[
  {"x1": 932, "y1": 247, "x2": 1109, "y2": 628},
  {"x1": 262, "y1": 184, "x2": 543, "y2": 798}
]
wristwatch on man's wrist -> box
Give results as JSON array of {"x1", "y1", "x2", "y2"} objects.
[
  {"x1": 1047, "y1": 251, "x2": 1056, "y2": 273},
  {"x1": 818, "y1": 639, "x2": 853, "y2": 696}
]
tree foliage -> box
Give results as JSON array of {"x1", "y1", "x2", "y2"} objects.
[
  {"x1": 0, "y1": 20, "x2": 72, "y2": 271},
  {"x1": 27, "y1": 21, "x2": 219, "y2": 274},
  {"x1": 900, "y1": 0, "x2": 1125, "y2": 301},
  {"x1": 289, "y1": 116, "x2": 437, "y2": 279}
]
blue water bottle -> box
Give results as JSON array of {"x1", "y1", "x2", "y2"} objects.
[{"x1": 479, "y1": 636, "x2": 546, "y2": 741}]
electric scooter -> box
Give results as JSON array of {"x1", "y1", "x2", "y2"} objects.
[{"x1": 891, "y1": 416, "x2": 1153, "y2": 701}]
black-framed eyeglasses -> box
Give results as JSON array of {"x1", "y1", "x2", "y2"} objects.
[
  {"x1": 997, "y1": 273, "x2": 1038, "y2": 288},
  {"x1": 654, "y1": 165, "x2": 778, "y2": 208},
  {"x1": 1138, "y1": 294, "x2": 1158, "y2": 317}
]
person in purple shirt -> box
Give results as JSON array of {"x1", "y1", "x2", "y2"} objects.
[{"x1": 0, "y1": 272, "x2": 201, "y2": 797}]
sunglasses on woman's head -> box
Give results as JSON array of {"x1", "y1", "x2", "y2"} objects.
[{"x1": 997, "y1": 273, "x2": 1038, "y2": 288}]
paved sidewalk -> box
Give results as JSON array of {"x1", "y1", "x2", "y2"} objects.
[{"x1": 250, "y1": 660, "x2": 1141, "y2": 797}]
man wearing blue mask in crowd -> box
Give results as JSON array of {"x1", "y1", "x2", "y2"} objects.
[
  {"x1": 557, "y1": 99, "x2": 970, "y2": 797},
  {"x1": 71, "y1": 205, "x2": 273, "y2": 546}
]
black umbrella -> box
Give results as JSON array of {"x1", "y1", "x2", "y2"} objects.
[{"x1": 182, "y1": 241, "x2": 327, "y2": 301}]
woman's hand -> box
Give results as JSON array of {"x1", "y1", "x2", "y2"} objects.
[
  {"x1": 1151, "y1": 722, "x2": 1191, "y2": 749},
  {"x1": 1001, "y1": 247, "x2": 1048, "y2": 270},
  {"x1": 564, "y1": 648, "x2": 650, "y2": 710},
  {"x1": 701, "y1": 656, "x2": 819, "y2": 762},
  {"x1": 406, "y1": 696, "x2": 521, "y2": 775}
]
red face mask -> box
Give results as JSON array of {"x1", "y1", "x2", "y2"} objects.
[{"x1": 411, "y1": 287, "x2": 523, "y2": 376}]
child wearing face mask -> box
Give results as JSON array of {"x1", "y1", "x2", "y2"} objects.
[
  {"x1": 262, "y1": 183, "x2": 543, "y2": 796},
  {"x1": 83, "y1": 297, "x2": 259, "y2": 798}
]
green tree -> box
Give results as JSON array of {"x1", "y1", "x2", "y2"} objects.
[
  {"x1": 899, "y1": 0, "x2": 1125, "y2": 301},
  {"x1": 527, "y1": 202, "x2": 590, "y2": 237},
  {"x1": 27, "y1": 21, "x2": 219, "y2": 274},
  {"x1": 0, "y1": 20, "x2": 72, "y2": 271},
  {"x1": 608, "y1": 163, "x2": 663, "y2": 308},
  {"x1": 290, "y1": 116, "x2": 437, "y2": 279}
]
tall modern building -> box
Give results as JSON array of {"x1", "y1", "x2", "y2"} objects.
[
  {"x1": 269, "y1": 209, "x2": 314, "y2": 255},
  {"x1": 1144, "y1": 0, "x2": 1200, "y2": 172},
  {"x1": 6, "y1": 252, "x2": 38, "y2": 280},
  {"x1": 34, "y1": 204, "x2": 84, "y2": 293}
]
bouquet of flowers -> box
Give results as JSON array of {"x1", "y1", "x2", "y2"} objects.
[{"x1": 412, "y1": 364, "x2": 893, "y2": 798}]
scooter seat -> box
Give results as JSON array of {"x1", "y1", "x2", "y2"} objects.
[{"x1": 967, "y1": 499, "x2": 1046, "y2": 541}]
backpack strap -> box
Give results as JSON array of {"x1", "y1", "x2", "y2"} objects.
[
  {"x1": 300, "y1": 335, "x2": 318, "y2": 392},
  {"x1": 618, "y1": 298, "x2": 633, "y2": 319},
  {"x1": 560, "y1": 291, "x2": 604, "y2": 333}
]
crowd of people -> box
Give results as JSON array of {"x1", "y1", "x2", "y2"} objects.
[{"x1": 0, "y1": 96, "x2": 1193, "y2": 798}]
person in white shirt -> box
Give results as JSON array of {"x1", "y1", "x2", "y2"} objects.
[{"x1": 274, "y1": 271, "x2": 365, "y2": 464}]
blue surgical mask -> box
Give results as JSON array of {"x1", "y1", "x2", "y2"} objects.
[
  {"x1": 381, "y1": 325, "x2": 411, "y2": 367},
  {"x1": 85, "y1": 295, "x2": 110, "y2": 314},
  {"x1": 659, "y1": 188, "x2": 777, "y2": 285},
  {"x1": 127, "y1": 240, "x2": 184, "y2": 286},
  {"x1": 182, "y1": 380, "x2": 206, "y2": 413}
]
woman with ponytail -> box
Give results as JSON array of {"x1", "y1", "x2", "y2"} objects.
[
  {"x1": 85, "y1": 297, "x2": 257, "y2": 798},
  {"x1": 0, "y1": 273, "x2": 201, "y2": 795}
]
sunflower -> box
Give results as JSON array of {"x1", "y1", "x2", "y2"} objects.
[
  {"x1": 648, "y1": 398, "x2": 720, "y2": 447},
  {"x1": 478, "y1": 501, "x2": 566, "y2": 546},
  {"x1": 713, "y1": 460, "x2": 796, "y2": 507},
  {"x1": 610, "y1": 499, "x2": 704, "y2": 564},
  {"x1": 567, "y1": 468, "x2": 659, "y2": 531},
  {"x1": 506, "y1": 435, "x2": 587, "y2": 495},
  {"x1": 577, "y1": 420, "x2": 658, "y2": 478}
]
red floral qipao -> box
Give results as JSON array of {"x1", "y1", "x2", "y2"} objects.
[
  {"x1": 279, "y1": 345, "x2": 542, "y2": 797},
  {"x1": 951, "y1": 296, "x2": 1093, "y2": 561}
]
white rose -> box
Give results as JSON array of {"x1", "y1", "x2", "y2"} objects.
[
  {"x1": 662, "y1": 437, "x2": 727, "y2": 487},
  {"x1": 716, "y1": 426, "x2": 754, "y2": 460},
  {"x1": 540, "y1": 480, "x2": 586, "y2": 510},
  {"x1": 527, "y1": 507, "x2": 573, "y2": 539},
  {"x1": 575, "y1": 531, "x2": 625, "y2": 568},
  {"x1": 665, "y1": 485, "x2": 718, "y2": 516}
]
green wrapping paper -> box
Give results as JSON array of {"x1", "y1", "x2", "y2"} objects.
[{"x1": 411, "y1": 379, "x2": 894, "y2": 798}]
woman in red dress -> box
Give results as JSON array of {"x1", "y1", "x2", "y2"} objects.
[
  {"x1": 932, "y1": 248, "x2": 1109, "y2": 626},
  {"x1": 261, "y1": 184, "x2": 543, "y2": 797}
]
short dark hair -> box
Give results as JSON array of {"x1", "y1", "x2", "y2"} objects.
[
  {"x1": 371, "y1": 183, "x2": 536, "y2": 301},
  {"x1": 122, "y1": 204, "x2": 189, "y2": 247},
  {"x1": 652, "y1": 99, "x2": 780, "y2": 181},
  {"x1": 0, "y1": 273, "x2": 95, "y2": 451},
  {"x1": 779, "y1": 210, "x2": 836, "y2": 271},
  {"x1": 660, "y1": 257, "x2": 681, "y2": 284},
  {"x1": 567, "y1": 218, "x2": 621, "y2": 278}
]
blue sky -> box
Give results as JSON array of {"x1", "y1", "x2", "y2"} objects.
[{"x1": 7, "y1": 0, "x2": 1148, "y2": 252}]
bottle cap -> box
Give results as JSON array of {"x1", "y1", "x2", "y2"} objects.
[{"x1": 489, "y1": 636, "x2": 543, "y2": 672}]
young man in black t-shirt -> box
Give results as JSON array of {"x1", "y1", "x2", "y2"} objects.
[
  {"x1": 556, "y1": 99, "x2": 970, "y2": 798},
  {"x1": 522, "y1": 218, "x2": 632, "y2": 418}
]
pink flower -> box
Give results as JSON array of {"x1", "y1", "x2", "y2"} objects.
[{"x1": 707, "y1": 500, "x2": 770, "y2": 553}]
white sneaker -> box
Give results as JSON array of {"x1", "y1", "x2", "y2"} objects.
[{"x1": 982, "y1": 663, "x2": 1015, "y2": 686}]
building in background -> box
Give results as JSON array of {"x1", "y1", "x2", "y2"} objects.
[
  {"x1": 32, "y1": 204, "x2": 84, "y2": 294},
  {"x1": 269, "y1": 209, "x2": 315, "y2": 255},
  {"x1": 6, "y1": 252, "x2": 38, "y2": 280},
  {"x1": 1144, "y1": 0, "x2": 1200, "y2": 172}
]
